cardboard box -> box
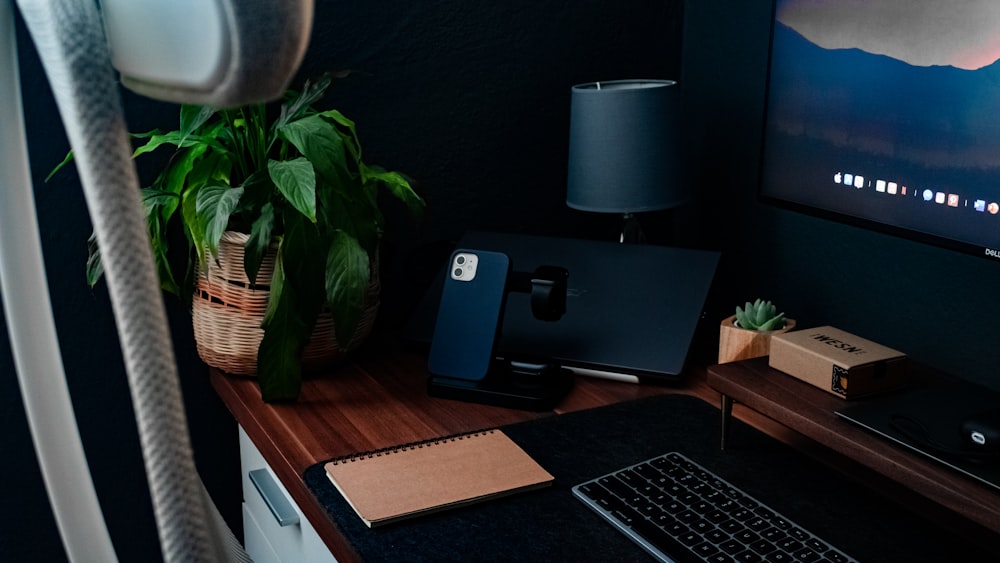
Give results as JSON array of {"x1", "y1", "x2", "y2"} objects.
[{"x1": 768, "y1": 326, "x2": 907, "y2": 399}]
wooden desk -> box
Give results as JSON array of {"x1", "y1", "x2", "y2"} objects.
[
  {"x1": 212, "y1": 341, "x2": 1000, "y2": 560},
  {"x1": 708, "y1": 358, "x2": 1000, "y2": 550},
  {"x1": 211, "y1": 340, "x2": 714, "y2": 562}
]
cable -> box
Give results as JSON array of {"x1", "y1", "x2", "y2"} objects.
[
  {"x1": 0, "y1": 2, "x2": 116, "y2": 560},
  {"x1": 13, "y1": 0, "x2": 248, "y2": 560}
]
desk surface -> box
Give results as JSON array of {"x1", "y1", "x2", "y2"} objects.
[
  {"x1": 708, "y1": 358, "x2": 1000, "y2": 548},
  {"x1": 212, "y1": 341, "x2": 1000, "y2": 560},
  {"x1": 210, "y1": 337, "x2": 701, "y2": 561}
]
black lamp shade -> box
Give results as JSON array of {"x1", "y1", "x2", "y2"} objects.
[{"x1": 566, "y1": 79, "x2": 686, "y2": 213}]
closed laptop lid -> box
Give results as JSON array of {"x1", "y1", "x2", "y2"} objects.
[
  {"x1": 837, "y1": 380, "x2": 1000, "y2": 493},
  {"x1": 406, "y1": 231, "x2": 720, "y2": 380}
]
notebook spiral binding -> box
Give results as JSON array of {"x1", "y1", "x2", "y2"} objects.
[{"x1": 326, "y1": 428, "x2": 498, "y2": 465}]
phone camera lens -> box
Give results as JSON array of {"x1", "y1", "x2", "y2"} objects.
[
  {"x1": 454, "y1": 268, "x2": 463, "y2": 277},
  {"x1": 456, "y1": 256, "x2": 466, "y2": 265}
]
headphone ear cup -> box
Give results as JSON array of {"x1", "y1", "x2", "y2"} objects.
[{"x1": 117, "y1": 0, "x2": 313, "y2": 107}]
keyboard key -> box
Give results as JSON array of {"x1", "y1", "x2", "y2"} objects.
[
  {"x1": 572, "y1": 452, "x2": 857, "y2": 563},
  {"x1": 750, "y1": 539, "x2": 776, "y2": 555},
  {"x1": 680, "y1": 531, "x2": 704, "y2": 546},
  {"x1": 720, "y1": 519, "x2": 746, "y2": 534},
  {"x1": 787, "y1": 527, "x2": 809, "y2": 542},
  {"x1": 694, "y1": 542, "x2": 721, "y2": 558},
  {"x1": 761, "y1": 528, "x2": 788, "y2": 543},
  {"x1": 630, "y1": 517, "x2": 700, "y2": 563},
  {"x1": 776, "y1": 538, "x2": 803, "y2": 553},
  {"x1": 746, "y1": 517, "x2": 770, "y2": 531},
  {"x1": 677, "y1": 509, "x2": 702, "y2": 524},
  {"x1": 706, "y1": 509, "x2": 730, "y2": 524},
  {"x1": 734, "y1": 550, "x2": 764, "y2": 562},
  {"x1": 771, "y1": 517, "x2": 792, "y2": 530},
  {"x1": 805, "y1": 538, "x2": 828, "y2": 553},
  {"x1": 691, "y1": 519, "x2": 715, "y2": 534},
  {"x1": 721, "y1": 539, "x2": 746, "y2": 554},
  {"x1": 599, "y1": 475, "x2": 632, "y2": 498},
  {"x1": 705, "y1": 528, "x2": 729, "y2": 544},
  {"x1": 791, "y1": 547, "x2": 821, "y2": 562}
]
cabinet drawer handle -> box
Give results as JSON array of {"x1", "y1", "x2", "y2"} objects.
[{"x1": 248, "y1": 469, "x2": 300, "y2": 527}]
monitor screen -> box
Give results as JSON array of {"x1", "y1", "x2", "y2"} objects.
[{"x1": 759, "y1": 0, "x2": 1000, "y2": 261}]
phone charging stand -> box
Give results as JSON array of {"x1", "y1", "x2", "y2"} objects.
[
  {"x1": 428, "y1": 360, "x2": 574, "y2": 411},
  {"x1": 426, "y1": 263, "x2": 574, "y2": 411}
]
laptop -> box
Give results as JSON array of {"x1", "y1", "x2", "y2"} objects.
[
  {"x1": 405, "y1": 231, "x2": 720, "y2": 382},
  {"x1": 836, "y1": 379, "x2": 1000, "y2": 493}
]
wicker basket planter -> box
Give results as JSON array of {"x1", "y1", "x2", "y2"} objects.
[{"x1": 192, "y1": 231, "x2": 379, "y2": 376}]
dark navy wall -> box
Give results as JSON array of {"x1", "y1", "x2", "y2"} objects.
[{"x1": 1, "y1": 2, "x2": 683, "y2": 560}]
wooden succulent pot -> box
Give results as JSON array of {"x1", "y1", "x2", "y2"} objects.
[
  {"x1": 717, "y1": 315, "x2": 796, "y2": 364},
  {"x1": 191, "y1": 231, "x2": 380, "y2": 376}
]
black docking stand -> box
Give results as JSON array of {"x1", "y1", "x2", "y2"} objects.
[
  {"x1": 427, "y1": 261, "x2": 573, "y2": 411},
  {"x1": 428, "y1": 360, "x2": 574, "y2": 411}
]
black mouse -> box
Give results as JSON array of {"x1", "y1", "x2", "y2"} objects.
[{"x1": 960, "y1": 407, "x2": 1000, "y2": 454}]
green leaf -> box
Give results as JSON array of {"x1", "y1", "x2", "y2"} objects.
[
  {"x1": 318, "y1": 109, "x2": 361, "y2": 163},
  {"x1": 275, "y1": 74, "x2": 332, "y2": 131},
  {"x1": 179, "y1": 105, "x2": 216, "y2": 144},
  {"x1": 140, "y1": 187, "x2": 180, "y2": 216},
  {"x1": 317, "y1": 183, "x2": 380, "y2": 254},
  {"x1": 132, "y1": 122, "x2": 228, "y2": 158},
  {"x1": 757, "y1": 315, "x2": 785, "y2": 332},
  {"x1": 365, "y1": 166, "x2": 425, "y2": 221},
  {"x1": 147, "y1": 211, "x2": 179, "y2": 294},
  {"x1": 85, "y1": 232, "x2": 103, "y2": 287},
  {"x1": 261, "y1": 241, "x2": 286, "y2": 326},
  {"x1": 131, "y1": 130, "x2": 190, "y2": 157},
  {"x1": 256, "y1": 214, "x2": 325, "y2": 402},
  {"x1": 46, "y1": 150, "x2": 75, "y2": 182},
  {"x1": 244, "y1": 202, "x2": 275, "y2": 286},
  {"x1": 278, "y1": 114, "x2": 351, "y2": 186},
  {"x1": 734, "y1": 305, "x2": 748, "y2": 329},
  {"x1": 279, "y1": 211, "x2": 326, "y2": 310},
  {"x1": 182, "y1": 183, "x2": 208, "y2": 269},
  {"x1": 197, "y1": 184, "x2": 244, "y2": 257},
  {"x1": 754, "y1": 300, "x2": 771, "y2": 326},
  {"x1": 236, "y1": 169, "x2": 274, "y2": 217},
  {"x1": 268, "y1": 158, "x2": 317, "y2": 222},
  {"x1": 159, "y1": 141, "x2": 210, "y2": 208},
  {"x1": 257, "y1": 257, "x2": 308, "y2": 402},
  {"x1": 325, "y1": 231, "x2": 369, "y2": 346}
]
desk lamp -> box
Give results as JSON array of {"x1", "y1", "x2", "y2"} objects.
[{"x1": 566, "y1": 79, "x2": 686, "y2": 243}]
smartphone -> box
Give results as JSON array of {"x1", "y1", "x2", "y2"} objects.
[{"x1": 427, "y1": 249, "x2": 511, "y2": 381}]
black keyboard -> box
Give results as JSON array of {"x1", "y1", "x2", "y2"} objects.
[{"x1": 572, "y1": 452, "x2": 857, "y2": 563}]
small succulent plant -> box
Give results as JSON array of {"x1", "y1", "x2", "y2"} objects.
[{"x1": 734, "y1": 299, "x2": 786, "y2": 331}]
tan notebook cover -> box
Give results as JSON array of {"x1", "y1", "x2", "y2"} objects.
[{"x1": 324, "y1": 429, "x2": 554, "y2": 528}]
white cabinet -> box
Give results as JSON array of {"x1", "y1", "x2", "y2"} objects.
[{"x1": 239, "y1": 426, "x2": 338, "y2": 563}]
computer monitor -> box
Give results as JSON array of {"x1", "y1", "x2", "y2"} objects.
[{"x1": 759, "y1": 0, "x2": 1000, "y2": 262}]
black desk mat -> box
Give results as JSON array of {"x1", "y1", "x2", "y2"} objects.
[{"x1": 304, "y1": 394, "x2": 992, "y2": 562}]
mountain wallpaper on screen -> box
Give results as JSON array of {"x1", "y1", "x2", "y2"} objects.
[{"x1": 766, "y1": 21, "x2": 1000, "y2": 172}]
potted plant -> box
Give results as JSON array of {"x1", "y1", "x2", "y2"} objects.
[
  {"x1": 718, "y1": 299, "x2": 796, "y2": 363},
  {"x1": 52, "y1": 74, "x2": 424, "y2": 401}
]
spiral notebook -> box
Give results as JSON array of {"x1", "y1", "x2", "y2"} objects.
[{"x1": 323, "y1": 429, "x2": 554, "y2": 528}]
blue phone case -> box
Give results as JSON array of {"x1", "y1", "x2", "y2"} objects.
[{"x1": 427, "y1": 249, "x2": 511, "y2": 381}]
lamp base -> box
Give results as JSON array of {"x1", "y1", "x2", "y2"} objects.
[{"x1": 621, "y1": 212, "x2": 647, "y2": 244}]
